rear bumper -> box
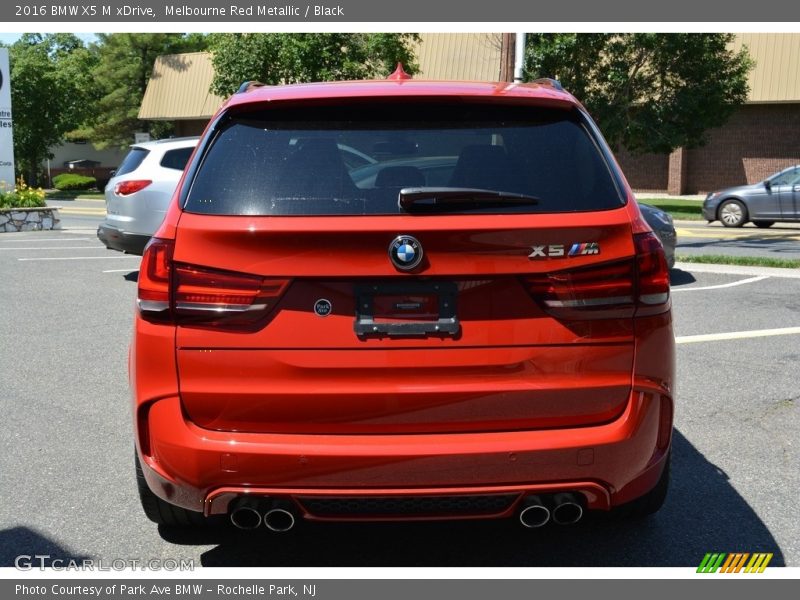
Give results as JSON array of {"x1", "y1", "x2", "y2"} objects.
[
  {"x1": 137, "y1": 390, "x2": 672, "y2": 518},
  {"x1": 97, "y1": 223, "x2": 149, "y2": 255}
]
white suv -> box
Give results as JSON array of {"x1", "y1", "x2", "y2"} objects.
[{"x1": 98, "y1": 137, "x2": 199, "y2": 254}]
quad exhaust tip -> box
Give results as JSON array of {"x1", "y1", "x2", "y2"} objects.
[
  {"x1": 519, "y1": 493, "x2": 584, "y2": 528},
  {"x1": 229, "y1": 497, "x2": 297, "y2": 532},
  {"x1": 264, "y1": 507, "x2": 296, "y2": 532},
  {"x1": 229, "y1": 498, "x2": 263, "y2": 530},
  {"x1": 551, "y1": 493, "x2": 584, "y2": 525},
  {"x1": 518, "y1": 496, "x2": 551, "y2": 528}
]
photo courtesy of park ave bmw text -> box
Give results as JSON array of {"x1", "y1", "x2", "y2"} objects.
[{"x1": 0, "y1": 0, "x2": 799, "y2": 596}]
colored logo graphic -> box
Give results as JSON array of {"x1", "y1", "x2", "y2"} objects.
[
  {"x1": 389, "y1": 235, "x2": 423, "y2": 271},
  {"x1": 697, "y1": 552, "x2": 773, "y2": 573}
]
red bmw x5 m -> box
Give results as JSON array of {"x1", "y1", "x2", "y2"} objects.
[{"x1": 131, "y1": 73, "x2": 674, "y2": 531}]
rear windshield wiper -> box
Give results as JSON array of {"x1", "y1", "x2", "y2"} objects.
[{"x1": 398, "y1": 187, "x2": 540, "y2": 212}]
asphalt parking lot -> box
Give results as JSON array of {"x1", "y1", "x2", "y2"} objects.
[{"x1": 0, "y1": 227, "x2": 798, "y2": 568}]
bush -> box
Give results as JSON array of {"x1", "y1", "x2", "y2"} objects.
[
  {"x1": 0, "y1": 179, "x2": 47, "y2": 209},
  {"x1": 52, "y1": 173, "x2": 97, "y2": 191}
]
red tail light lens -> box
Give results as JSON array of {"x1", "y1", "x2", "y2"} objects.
[
  {"x1": 114, "y1": 180, "x2": 152, "y2": 196},
  {"x1": 523, "y1": 232, "x2": 670, "y2": 319},
  {"x1": 174, "y1": 264, "x2": 289, "y2": 327},
  {"x1": 137, "y1": 238, "x2": 174, "y2": 321},
  {"x1": 137, "y1": 238, "x2": 290, "y2": 328},
  {"x1": 634, "y1": 231, "x2": 671, "y2": 315},
  {"x1": 524, "y1": 260, "x2": 636, "y2": 319}
]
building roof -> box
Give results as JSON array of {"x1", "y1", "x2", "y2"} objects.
[
  {"x1": 138, "y1": 52, "x2": 225, "y2": 120},
  {"x1": 732, "y1": 33, "x2": 800, "y2": 103}
]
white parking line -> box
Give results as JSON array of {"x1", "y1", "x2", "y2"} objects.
[
  {"x1": 676, "y1": 326, "x2": 800, "y2": 344},
  {"x1": 0, "y1": 246, "x2": 103, "y2": 251},
  {"x1": 671, "y1": 275, "x2": 769, "y2": 292},
  {"x1": 18, "y1": 256, "x2": 140, "y2": 261},
  {"x1": 103, "y1": 268, "x2": 139, "y2": 273}
]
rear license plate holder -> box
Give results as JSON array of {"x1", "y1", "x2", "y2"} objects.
[{"x1": 354, "y1": 281, "x2": 459, "y2": 337}]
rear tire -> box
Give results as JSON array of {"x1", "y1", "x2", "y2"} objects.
[
  {"x1": 135, "y1": 453, "x2": 206, "y2": 527},
  {"x1": 718, "y1": 199, "x2": 747, "y2": 227},
  {"x1": 753, "y1": 220, "x2": 775, "y2": 228}
]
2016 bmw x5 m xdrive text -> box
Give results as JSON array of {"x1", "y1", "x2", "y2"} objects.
[{"x1": 132, "y1": 74, "x2": 674, "y2": 531}]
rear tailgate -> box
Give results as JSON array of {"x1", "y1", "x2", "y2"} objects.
[{"x1": 173, "y1": 211, "x2": 636, "y2": 434}]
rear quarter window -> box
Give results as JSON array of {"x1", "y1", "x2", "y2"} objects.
[
  {"x1": 185, "y1": 103, "x2": 625, "y2": 216},
  {"x1": 115, "y1": 147, "x2": 150, "y2": 177},
  {"x1": 160, "y1": 147, "x2": 195, "y2": 171}
]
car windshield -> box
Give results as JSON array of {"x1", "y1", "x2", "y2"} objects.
[
  {"x1": 185, "y1": 103, "x2": 625, "y2": 216},
  {"x1": 769, "y1": 168, "x2": 800, "y2": 186}
]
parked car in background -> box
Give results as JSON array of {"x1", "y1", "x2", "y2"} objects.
[
  {"x1": 97, "y1": 137, "x2": 199, "y2": 254},
  {"x1": 132, "y1": 76, "x2": 674, "y2": 531},
  {"x1": 639, "y1": 203, "x2": 676, "y2": 269},
  {"x1": 702, "y1": 165, "x2": 800, "y2": 228}
]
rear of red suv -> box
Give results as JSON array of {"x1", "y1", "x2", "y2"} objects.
[{"x1": 131, "y1": 77, "x2": 674, "y2": 531}]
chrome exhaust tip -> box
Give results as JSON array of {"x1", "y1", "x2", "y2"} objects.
[
  {"x1": 229, "y1": 498, "x2": 263, "y2": 530},
  {"x1": 551, "y1": 493, "x2": 584, "y2": 525},
  {"x1": 518, "y1": 496, "x2": 551, "y2": 528},
  {"x1": 263, "y1": 501, "x2": 296, "y2": 532}
]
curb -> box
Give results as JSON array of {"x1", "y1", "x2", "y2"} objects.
[{"x1": 674, "y1": 261, "x2": 800, "y2": 279}]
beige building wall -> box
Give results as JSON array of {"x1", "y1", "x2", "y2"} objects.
[
  {"x1": 414, "y1": 33, "x2": 503, "y2": 81},
  {"x1": 732, "y1": 33, "x2": 800, "y2": 103}
]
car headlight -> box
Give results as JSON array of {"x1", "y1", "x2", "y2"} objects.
[{"x1": 704, "y1": 192, "x2": 719, "y2": 203}]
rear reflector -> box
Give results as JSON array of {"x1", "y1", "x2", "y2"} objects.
[
  {"x1": 114, "y1": 180, "x2": 152, "y2": 196},
  {"x1": 523, "y1": 232, "x2": 670, "y2": 319},
  {"x1": 137, "y1": 238, "x2": 290, "y2": 328}
]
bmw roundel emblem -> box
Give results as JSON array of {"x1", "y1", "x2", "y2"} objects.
[{"x1": 389, "y1": 235, "x2": 423, "y2": 271}]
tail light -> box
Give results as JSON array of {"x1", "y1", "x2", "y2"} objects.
[
  {"x1": 633, "y1": 231, "x2": 671, "y2": 316},
  {"x1": 115, "y1": 180, "x2": 152, "y2": 195},
  {"x1": 523, "y1": 231, "x2": 670, "y2": 319},
  {"x1": 137, "y1": 238, "x2": 290, "y2": 329}
]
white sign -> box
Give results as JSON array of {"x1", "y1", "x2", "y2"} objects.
[
  {"x1": 0, "y1": 48, "x2": 14, "y2": 190},
  {"x1": 134, "y1": 132, "x2": 151, "y2": 144}
]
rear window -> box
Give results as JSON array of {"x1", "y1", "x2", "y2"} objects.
[
  {"x1": 160, "y1": 146, "x2": 195, "y2": 171},
  {"x1": 115, "y1": 147, "x2": 149, "y2": 177},
  {"x1": 185, "y1": 103, "x2": 624, "y2": 216}
]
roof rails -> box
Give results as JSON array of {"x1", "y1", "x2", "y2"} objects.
[
  {"x1": 236, "y1": 80, "x2": 267, "y2": 94},
  {"x1": 531, "y1": 78, "x2": 564, "y2": 91}
]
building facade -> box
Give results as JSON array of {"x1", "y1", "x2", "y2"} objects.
[{"x1": 139, "y1": 33, "x2": 800, "y2": 195}]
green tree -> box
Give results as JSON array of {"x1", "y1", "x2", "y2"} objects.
[
  {"x1": 209, "y1": 33, "x2": 420, "y2": 97},
  {"x1": 5, "y1": 34, "x2": 97, "y2": 185},
  {"x1": 83, "y1": 33, "x2": 208, "y2": 149},
  {"x1": 524, "y1": 33, "x2": 752, "y2": 154}
]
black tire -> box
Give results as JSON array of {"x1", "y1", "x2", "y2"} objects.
[
  {"x1": 718, "y1": 199, "x2": 747, "y2": 227},
  {"x1": 613, "y1": 452, "x2": 670, "y2": 519},
  {"x1": 135, "y1": 453, "x2": 206, "y2": 527},
  {"x1": 753, "y1": 220, "x2": 775, "y2": 228}
]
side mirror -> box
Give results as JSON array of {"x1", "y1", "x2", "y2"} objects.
[{"x1": 764, "y1": 180, "x2": 771, "y2": 191}]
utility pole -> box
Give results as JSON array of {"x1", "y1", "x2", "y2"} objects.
[
  {"x1": 499, "y1": 33, "x2": 515, "y2": 82},
  {"x1": 514, "y1": 33, "x2": 527, "y2": 83}
]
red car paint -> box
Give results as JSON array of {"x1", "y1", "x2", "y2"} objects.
[{"x1": 131, "y1": 77, "x2": 674, "y2": 526}]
